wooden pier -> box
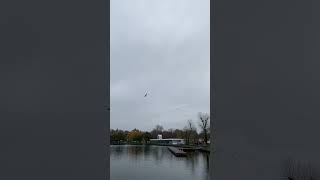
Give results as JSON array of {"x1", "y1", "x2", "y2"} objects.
[
  {"x1": 168, "y1": 146, "x2": 187, "y2": 157},
  {"x1": 179, "y1": 147, "x2": 196, "y2": 152}
]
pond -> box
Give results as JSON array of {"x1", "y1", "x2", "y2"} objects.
[{"x1": 110, "y1": 145, "x2": 210, "y2": 180}]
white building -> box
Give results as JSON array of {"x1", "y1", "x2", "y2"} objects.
[{"x1": 149, "y1": 134, "x2": 185, "y2": 145}]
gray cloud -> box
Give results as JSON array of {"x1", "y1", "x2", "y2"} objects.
[{"x1": 111, "y1": 0, "x2": 210, "y2": 131}]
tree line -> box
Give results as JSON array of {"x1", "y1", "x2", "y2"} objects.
[{"x1": 110, "y1": 112, "x2": 210, "y2": 146}]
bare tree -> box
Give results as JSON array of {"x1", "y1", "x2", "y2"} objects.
[
  {"x1": 198, "y1": 112, "x2": 210, "y2": 145},
  {"x1": 155, "y1": 125, "x2": 164, "y2": 132},
  {"x1": 151, "y1": 125, "x2": 164, "y2": 138},
  {"x1": 188, "y1": 119, "x2": 196, "y2": 132},
  {"x1": 167, "y1": 128, "x2": 174, "y2": 138},
  {"x1": 183, "y1": 120, "x2": 195, "y2": 145}
]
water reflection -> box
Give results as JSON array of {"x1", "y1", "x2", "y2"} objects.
[
  {"x1": 110, "y1": 145, "x2": 209, "y2": 180},
  {"x1": 151, "y1": 145, "x2": 167, "y2": 165},
  {"x1": 127, "y1": 145, "x2": 143, "y2": 160},
  {"x1": 110, "y1": 145, "x2": 124, "y2": 160},
  {"x1": 202, "y1": 153, "x2": 210, "y2": 180},
  {"x1": 205, "y1": 154, "x2": 209, "y2": 171},
  {"x1": 185, "y1": 152, "x2": 199, "y2": 173}
]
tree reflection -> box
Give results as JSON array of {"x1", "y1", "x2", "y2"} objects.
[
  {"x1": 184, "y1": 152, "x2": 200, "y2": 173},
  {"x1": 151, "y1": 146, "x2": 166, "y2": 165},
  {"x1": 110, "y1": 145, "x2": 125, "y2": 160},
  {"x1": 204, "y1": 153, "x2": 209, "y2": 171},
  {"x1": 143, "y1": 145, "x2": 152, "y2": 160},
  {"x1": 202, "y1": 153, "x2": 210, "y2": 180},
  {"x1": 127, "y1": 145, "x2": 144, "y2": 161}
]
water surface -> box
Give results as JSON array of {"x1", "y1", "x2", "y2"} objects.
[{"x1": 110, "y1": 145, "x2": 209, "y2": 180}]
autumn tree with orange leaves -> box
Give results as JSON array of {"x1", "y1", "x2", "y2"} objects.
[{"x1": 127, "y1": 129, "x2": 144, "y2": 143}]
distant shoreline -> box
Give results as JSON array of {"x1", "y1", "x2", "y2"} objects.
[{"x1": 110, "y1": 143, "x2": 210, "y2": 153}]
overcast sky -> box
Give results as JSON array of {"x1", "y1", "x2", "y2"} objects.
[{"x1": 110, "y1": 0, "x2": 210, "y2": 132}]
